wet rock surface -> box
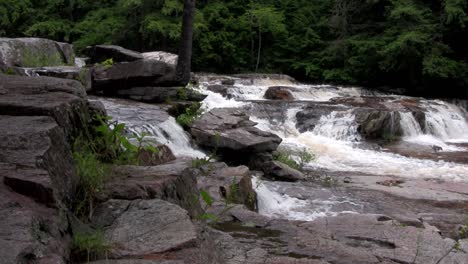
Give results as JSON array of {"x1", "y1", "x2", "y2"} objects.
[{"x1": 264, "y1": 86, "x2": 297, "y2": 100}]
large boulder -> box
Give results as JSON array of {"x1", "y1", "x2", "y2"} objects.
[
  {"x1": 84, "y1": 45, "x2": 143, "y2": 64},
  {"x1": 0, "y1": 74, "x2": 91, "y2": 137},
  {"x1": 190, "y1": 108, "x2": 282, "y2": 156},
  {"x1": 91, "y1": 199, "x2": 198, "y2": 259},
  {"x1": 264, "y1": 86, "x2": 296, "y2": 101},
  {"x1": 0, "y1": 37, "x2": 74, "y2": 69}
]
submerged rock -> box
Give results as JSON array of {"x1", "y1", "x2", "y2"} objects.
[
  {"x1": 354, "y1": 108, "x2": 402, "y2": 139},
  {"x1": 264, "y1": 86, "x2": 296, "y2": 101},
  {"x1": 0, "y1": 37, "x2": 74, "y2": 69}
]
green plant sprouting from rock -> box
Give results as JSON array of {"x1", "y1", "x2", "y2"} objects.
[
  {"x1": 274, "y1": 148, "x2": 315, "y2": 171},
  {"x1": 72, "y1": 115, "x2": 159, "y2": 219},
  {"x1": 72, "y1": 230, "x2": 110, "y2": 263},
  {"x1": 176, "y1": 102, "x2": 204, "y2": 128}
]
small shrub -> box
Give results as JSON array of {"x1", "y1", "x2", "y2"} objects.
[
  {"x1": 298, "y1": 148, "x2": 315, "y2": 169},
  {"x1": 72, "y1": 115, "x2": 158, "y2": 219},
  {"x1": 273, "y1": 151, "x2": 300, "y2": 170},
  {"x1": 176, "y1": 102, "x2": 203, "y2": 128},
  {"x1": 176, "y1": 88, "x2": 189, "y2": 100},
  {"x1": 460, "y1": 224, "x2": 468, "y2": 239},
  {"x1": 73, "y1": 230, "x2": 110, "y2": 263},
  {"x1": 382, "y1": 132, "x2": 400, "y2": 144},
  {"x1": 73, "y1": 137, "x2": 109, "y2": 219},
  {"x1": 3, "y1": 67, "x2": 15, "y2": 75},
  {"x1": 100, "y1": 58, "x2": 114, "y2": 69}
]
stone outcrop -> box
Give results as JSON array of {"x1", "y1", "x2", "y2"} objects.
[
  {"x1": 143, "y1": 51, "x2": 178, "y2": 67},
  {"x1": 0, "y1": 37, "x2": 74, "y2": 69},
  {"x1": 0, "y1": 74, "x2": 91, "y2": 137},
  {"x1": 0, "y1": 116, "x2": 78, "y2": 206}
]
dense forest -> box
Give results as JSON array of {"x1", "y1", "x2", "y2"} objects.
[{"x1": 1, "y1": 0, "x2": 467, "y2": 98}]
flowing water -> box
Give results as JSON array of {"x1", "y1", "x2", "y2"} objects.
[
  {"x1": 195, "y1": 77, "x2": 468, "y2": 220},
  {"x1": 97, "y1": 77, "x2": 468, "y2": 222}
]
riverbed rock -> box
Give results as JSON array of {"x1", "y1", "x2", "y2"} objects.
[
  {"x1": 92, "y1": 199, "x2": 198, "y2": 259},
  {"x1": 264, "y1": 86, "x2": 296, "y2": 100},
  {"x1": 190, "y1": 108, "x2": 282, "y2": 156},
  {"x1": 0, "y1": 37, "x2": 74, "y2": 69},
  {"x1": 0, "y1": 178, "x2": 71, "y2": 264},
  {"x1": 84, "y1": 45, "x2": 144, "y2": 64},
  {"x1": 0, "y1": 74, "x2": 91, "y2": 137},
  {"x1": 116, "y1": 86, "x2": 207, "y2": 103},
  {"x1": 0, "y1": 116, "x2": 78, "y2": 205},
  {"x1": 196, "y1": 163, "x2": 257, "y2": 211},
  {"x1": 260, "y1": 160, "x2": 305, "y2": 182},
  {"x1": 143, "y1": 51, "x2": 178, "y2": 67},
  {"x1": 137, "y1": 145, "x2": 176, "y2": 166},
  {"x1": 99, "y1": 159, "x2": 202, "y2": 217}
]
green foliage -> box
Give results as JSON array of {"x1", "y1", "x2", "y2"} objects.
[
  {"x1": 20, "y1": 48, "x2": 64, "y2": 67},
  {"x1": 176, "y1": 87, "x2": 189, "y2": 100},
  {"x1": 2, "y1": 67, "x2": 15, "y2": 75},
  {"x1": 73, "y1": 138, "x2": 109, "y2": 219},
  {"x1": 73, "y1": 115, "x2": 159, "y2": 219},
  {"x1": 298, "y1": 148, "x2": 315, "y2": 169},
  {"x1": 73, "y1": 230, "x2": 110, "y2": 263},
  {"x1": 3, "y1": 0, "x2": 468, "y2": 97},
  {"x1": 99, "y1": 58, "x2": 114, "y2": 69},
  {"x1": 273, "y1": 151, "x2": 300, "y2": 170},
  {"x1": 460, "y1": 223, "x2": 468, "y2": 239},
  {"x1": 176, "y1": 102, "x2": 203, "y2": 128}
]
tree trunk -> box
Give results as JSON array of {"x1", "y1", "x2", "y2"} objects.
[
  {"x1": 255, "y1": 24, "x2": 262, "y2": 72},
  {"x1": 175, "y1": 0, "x2": 196, "y2": 86}
]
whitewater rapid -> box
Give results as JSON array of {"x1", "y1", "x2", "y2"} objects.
[{"x1": 197, "y1": 78, "x2": 468, "y2": 221}]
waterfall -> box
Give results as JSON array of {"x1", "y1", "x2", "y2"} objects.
[
  {"x1": 424, "y1": 101, "x2": 468, "y2": 141},
  {"x1": 399, "y1": 112, "x2": 422, "y2": 137},
  {"x1": 98, "y1": 98, "x2": 205, "y2": 158},
  {"x1": 312, "y1": 111, "x2": 361, "y2": 142}
]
